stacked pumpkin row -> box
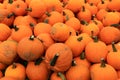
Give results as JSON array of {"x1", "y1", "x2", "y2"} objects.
[{"x1": 0, "y1": 0, "x2": 120, "y2": 80}]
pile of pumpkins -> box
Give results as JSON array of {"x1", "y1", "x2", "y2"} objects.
[{"x1": 0, "y1": 0, "x2": 120, "y2": 80}]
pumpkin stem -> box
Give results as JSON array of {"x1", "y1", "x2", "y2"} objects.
[
  {"x1": 80, "y1": 51, "x2": 85, "y2": 60},
  {"x1": 100, "y1": 58, "x2": 106, "y2": 67},
  {"x1": 65, "y1": 15, "x2": 69, "y2": 21},
  {"x1": 112, "y1": 42, "x2": 117, "y2": 52},
  {"x1": 8, "y1": 0, "x2": 13, "y2": 4},
  {"x1": 93, "y1": 20, "x2": 98, "y2": 25},
  {"x1": 84, "y1": 0, "x2": 87, "y2": 3},
  {"x1": 50, "y1": 53, "x2": 59, "y2": 66},
  {"x1": 110, "y1": 24, "x2": 120, "y2": 27},
  {"x1": 62, "y1": 2, "x2": 67, "y2": 7},
  {"x1": 25, "y1": 8, "x2": 32, "y2": 12},
  {"x1": 44, "y1": 19, "x2": 49, "y2": 23},
  {"x1": 35, "y1": 57, "x2": 44, "y2": 65},
  {"x1": 62, "y1": 11, "x2": 66, "y2": 16},
  {"x1": 101, "y1": 0, "x2": 105, "y2": 4},
  {"x1": 76, "y1": 31, "x2": 79, "y2": 36},
  {"x1": 93, "y1": 36, "x2": 98, "y2": 42},
  {"x1": 57, "y1": 72, "x2": 66, "y2": 80},
  {"x1": 7, "y1": 13, "x2": 14, "y2": 18},
  {"x1": 77, "y1": 37, "x2": 83, "y2": 41},
  {"x1": 13, "y1": 25, "x2": 19, "y2": 31},
  {"x1": 91, "y1": 14, "x2": 96, "y2": 20},
  {"x1": 12, "y1": 62, "x2": 16, "y2": 69},
  {"x1": 72, "y1": 60, "x2": 76, "y2": 66},
  {"x1": 45, "y1": 12, "x2": 51, "y2": 17},
  {"x1": 29, "y1": 35, "x2": 35, "y2": 40},
  {"x1": 82, "y1": 6, "x2": 85, "y2": 12},
  {"x1": 29, "y1": 23, "x2": 35, "y2": 27},
  {"x1": 80, "y1": 20, "x2": 89, "y2": 25},
  {"x1": 90, "y1": 3, "x2": 94, "y2": 6}
]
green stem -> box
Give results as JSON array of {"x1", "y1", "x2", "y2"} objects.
[
  {"x1": 80, "y1": 51, "x2": 85, "y2": 60},
  {"x1": 7, "y1": 13, "x2": 14, "y2": 18},
  {"x1": 93, "y1": 36, "x2": 98, "y2": 42},
  {"x1": 8, "y1": 0, "x2": 13, "y2": 4},
  {"x1": 112, "y1": 42, "x2": 117, "y2": 52},
  {"x1": 57, "y1": 72, "x2": 66, "y2": 80},
  {"x1": 100, "y1": 58, "x2": 106, "y2": 67},
  {"x1": 13, "y1": 25, "x2": 19, "y2": 31},
  {"x1": 45, "y1": 12, "x2": 51, "y2": 17},
  {"x1": 50, "y1": 53, "x2": 59, "y2": 66},
  {"x1": 25, "y1": 8, "x2": 32, "y2": 12},
  {"x1": 29, "y1": 23, "x2": 35, "y2": 27},
  {"x1": 80, "y1": 20, "x2": 89, "y2": 25},
  {"x1": 77, "y1": 37, "x2": 83, "y2": 41},
  {"x1": 35, "y1": 57, "x2": 44, "y2": 65}
]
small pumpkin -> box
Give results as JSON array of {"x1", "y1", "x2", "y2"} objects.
[
  {"x1": 26, "y1": 57, "x2": 50, "y2": 80},
  {"x1": 90, "y1": 58, "x2": 118, "y2": 80},
  {"x1": 45, "y1": 43, "x2": 73, "y2": 72},
  {"x1": 17, "y1": 35, "x2": 45, "y2": 61},
  {"x1": 5, "y1": 63, "x2": 26, "y2": 80},
  {"x1": 0, "y1": 40, "x2": 18, "y2": 65},
  {"x1": 66, "y1": 60, "x2": 90, "y2": 80},
  {"x1": 0, "y1": 23, "x2": 11, "y2": 41},
  {"x1": 50, "y1": 72, "x2": 66, "y2": 80}
]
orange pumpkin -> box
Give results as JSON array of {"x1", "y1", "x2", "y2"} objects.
[
  {"x1": 66, "y1": 60, "x2": 90, "y2": 80},
  {"x1": 26, "y1": 58, "x2": 50, "y2": 80},
  {"x1": 0, "y1": 40, "x2": 18, "y2": 65},
  {"x1": 17, "y1": 35, "x2": 45, "y2": 61},
  {"x1": 11, "y1": 25, "x2": 33, "y2": 42},
  {"x1": 50, "y1": 22, "x2": 70, "y2": 42},
  {"x1": 37, "y1": 33, "x2": 55, "y2": 50},
  {"x1": 45, "y1": 43, "x2": 73, "y2": 72},
  {"x1": 5, "y1": 63, "x2": 26, "y2": 80},
  {"x1": 107, "y1": 42, "x2": 120, "y2": 70},
  {"x1": 85, "y1": 36, "x2": 108, "y2": 63},
  {"x1": 0, "y1": 23, "x2": 11, "y2": 41},
  {"x1": 90, "y1": 58, "x2": 118, "y2": 80},
  {"x1": 26, "y1": 0, "x2": 47, "y2": 18},
  {"x1": 50, "y1": 72, "x2": 66, "y2": 80}
]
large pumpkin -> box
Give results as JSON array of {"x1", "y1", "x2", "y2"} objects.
[{"x1": 45, "y1": 43, "x2": 73, "y2": 72}]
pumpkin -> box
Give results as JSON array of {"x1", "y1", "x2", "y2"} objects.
[
  {"x1": 37, "y1": 33, "x2": 55, "y2": 50},
  {"x1": 0, "y1": 23, "x2": 11, "y2": 41},
  {"x1": 0, "y1": 9, "x2": 14, "y2": 26},
  {"x1": 65, "y1": 35, "x2": 85, "y2": 57},
  {"x1": 44, "y1": 11, "x2": 64, "y2": 26},
  {"x1": 45, "y1": 43, "x2": 73, "y2": 72},
  {"x1": 99, "y1": 26, "x2": 120, "y2": 44},
  {"x1": 0, "y1": 77, "x2": 18, "y2": 80},
  {"x1": 11, "y1": 25, "x2": 33, "y2": 42},
  {"x1": 0, "y1": 40, "x2": 18, "y2": 65},
  {"x1": 50, "y1": 22, "x2": 70, "y2": 42},
  {"x1": 107, "y1": 42, "x2": 120, "y2": 70},
  {"x1": 17, "y1": 35, "x2": 45, "y2": 61},
  {"x1": 74, "y1": 51, "x2": 91, "y2": 68},
  {"x1": 5, "y1": 63, "x2": 26, "y2": 80},
  {"x1": 26, "y1": 57, "x2": 50, "y2": 80},
  {"x1": 66, "y1": 60, "x2": 90, "y2": 80},
  {"x1": 50, "y1": 72, "x2": 66, "y2": 80},
  {"x1": 26, "y1": 0, "x2": 47, "y2": 18},
  {"x1": 90, "y1": 58, "x2": 118, "y2": 80},
  {"x1": 85, "y1": 36, "x2": 108, "y2": 63}
]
